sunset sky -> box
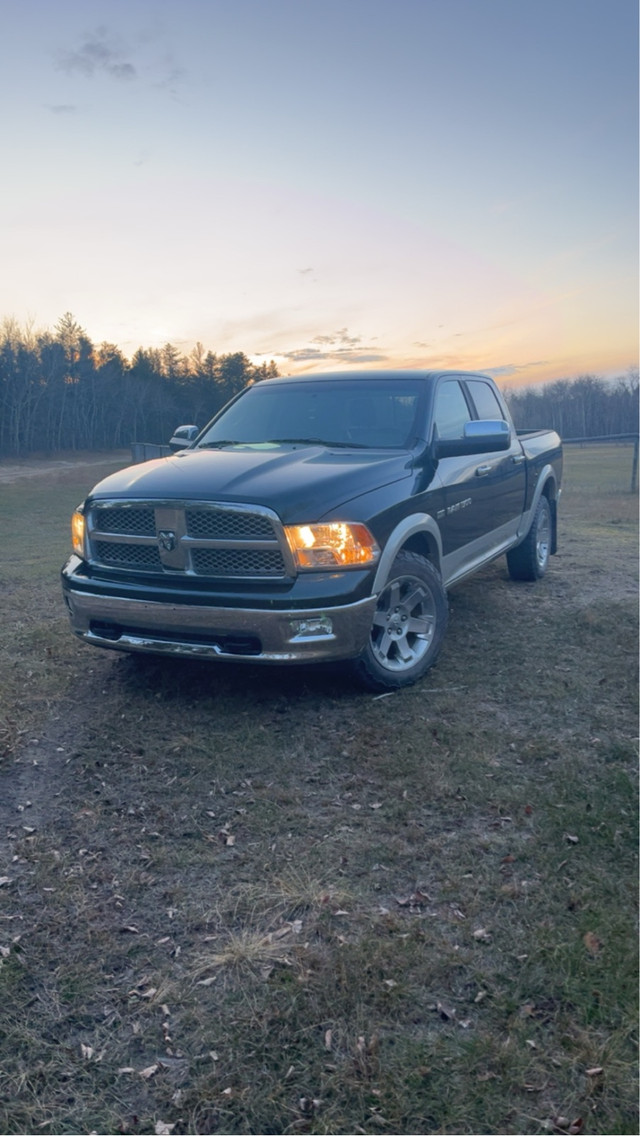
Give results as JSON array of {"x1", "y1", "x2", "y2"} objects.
[{"x1": 0, "y1": 0, "x2": 637, "y2": 387}]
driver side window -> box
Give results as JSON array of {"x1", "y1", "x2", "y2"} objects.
[{"x1": 434, "y1": 381, "x2": 472, "y2": 440}]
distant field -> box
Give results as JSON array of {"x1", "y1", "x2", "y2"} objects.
[
  {"x1": 0, "y1": 444, "x2": 637, "y2": 1135},
  {"x1": 563, "y1": 440, "x2": 638, "y2": 494}
]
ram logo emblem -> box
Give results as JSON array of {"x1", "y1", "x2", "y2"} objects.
[{"x1": 157, "y1": 530, "x2": 176, "y2": 552}]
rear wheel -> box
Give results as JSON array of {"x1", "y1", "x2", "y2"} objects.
[
  {"x1": 506, "y1": 495, "x2": 552, "y2": 581},
  {"x1": 352, "y1": 551, "x2": 448, "y2": 691}
]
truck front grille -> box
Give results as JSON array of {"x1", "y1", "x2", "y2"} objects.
[{"x1": 87, "y1": 501, "x2": 291, "y2": 580}]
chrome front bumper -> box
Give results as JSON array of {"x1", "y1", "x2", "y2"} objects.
[{"x1": 63, "y1": 587, "x2": 377, "y2": 664}]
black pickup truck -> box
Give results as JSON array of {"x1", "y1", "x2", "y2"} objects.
[{"x1": 61, "y1": 370, "x2": 562, "y2": 690}]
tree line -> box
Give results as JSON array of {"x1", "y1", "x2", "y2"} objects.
[
  {"x1": 0, "y1": 313, "x2": 637, "y2": 457},
  {"x1": 503, "y1": 372, "x2": 638, "y2": 439},
  {"x1": 0, "y1": 313, "x2": 278, "y2": 457}
]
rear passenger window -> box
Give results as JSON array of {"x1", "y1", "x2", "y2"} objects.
[
  {"x1": 433, "y1": 381, "x2": 472, "y2": 440},
  {"x1": 467, "y1": 380, "x2": 504, "y2": 421}
]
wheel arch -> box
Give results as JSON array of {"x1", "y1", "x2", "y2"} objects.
[
  {"x1": 518, "y1": 465, "x2": 560, "y2": 553},
  {"x1": 372, "y1": 514, "x2": 443, "y2": 593}
]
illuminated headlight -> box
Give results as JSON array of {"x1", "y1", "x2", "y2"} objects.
[
  {"x1": 71, "y1": 509, "x2": 86, "y2": 556},
  {"x1": 284, "y1": 522, "x2": 380, "y2": 570}
]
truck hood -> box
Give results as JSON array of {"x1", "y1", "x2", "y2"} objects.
[{"x1": 87, "y1": 444, "x2": 413, "y2": 523}]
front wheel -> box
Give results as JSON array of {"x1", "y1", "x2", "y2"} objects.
[
  {"x1": 351, "y1": 551, "x2": 448, "y2": 691},
  {"x1": 506, "y1": 495, "x2": 552, "y2": 581}
]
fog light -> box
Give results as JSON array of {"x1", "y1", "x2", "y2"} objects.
[{"x1": 290, "y1": 616, "x2": 334, "y2": 640}]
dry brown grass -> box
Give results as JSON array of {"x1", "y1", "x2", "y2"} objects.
[{"x1": 0, "y1": 444, "x2": 637, "y2": 1134}]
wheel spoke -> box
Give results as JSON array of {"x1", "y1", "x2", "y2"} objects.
[
  {"x1": 375, "y1": 630, "x2": 394, "y2": 659},
  {"x1": 372, "y1": 608, "x2": 390, "y2": 629},
  {"x1": 394, "y1": 637, "x2": 416, "y2": 663},
  {"x1": 402, "y1": 584, "x2": 425, "y2": 611},
  {"x1": 407, "y1": 614, "x2": 433, "y2": 636},
  {"x1": 385, "y1": 581, "x2": 402, "y2": 609}
]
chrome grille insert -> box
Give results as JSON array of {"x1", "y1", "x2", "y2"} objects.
[
  {"x1": 94, "y1": 505, "x2": 156, "y2": 536},
  {"x1": 95, "y1": 542, "x2": 163, "y2": 572},
  {"x1": 185, "y1": 508, "x2": 275, "y2": 540},
  {"x1": 191, "y1": 548, "x2": 286, "y2": 577}
]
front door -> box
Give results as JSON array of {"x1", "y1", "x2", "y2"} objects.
[{"x1": 432, "y1": 377, "x2": 526, "y2": 573}]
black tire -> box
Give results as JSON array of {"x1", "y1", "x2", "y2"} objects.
[
  {"x1": 506, "y1": 495, "x2": 552, "y2": 581},
  {"x1": 351, "y1": 551, "x2": 448, "y2": 691}
]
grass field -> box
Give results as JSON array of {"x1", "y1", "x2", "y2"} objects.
[{"x1": 0, "y1": 444, "x2": 637, "y2": 1135}]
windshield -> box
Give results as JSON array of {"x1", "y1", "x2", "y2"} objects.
[{"x1": 197, "y1": 379, "x2": 424, "y2": 450}]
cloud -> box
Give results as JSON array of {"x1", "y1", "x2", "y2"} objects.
[
  {"x1": 47, "y1": 104, "x2": 77, "y2": 115},
  {"x1": 282, "y1": 348, "x2": 387, "y2": 365},
  {"x1": 484, "y1": 361, "x2": 549, "y2": 378},
  {"x1": 280, "y1": 330, "x2": 387, "y2": 367},
  {"x1": 56, "y1": 27, "x2": 137, "y2": 81},
  {"x1": 55, "y1": 27, "x2": 185, "y2": 94},
  {"x1": 312, "y1": 328, "x2": 363, "y2": 349}
]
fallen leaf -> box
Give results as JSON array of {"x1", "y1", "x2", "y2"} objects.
[
  {"x1": 473, "y1": 927, "x2": 491, "y2": 942},
  {"x1": 586, "y1": 1066, "x2": 604, "y2": 1076},
  {"x1": 565, "y1": 833, "x2": 579, "y2": 844},
  {"x1": 583, "y1": 931, "x2": 602, "y2": 955},
  {"x1": 551, "y1": 1116, "x2": 584, "y2": 1135},
  {"x1": 395, "y1": 889, "x2": 431, "y2": 908},
  {"x1": 155, "y1": 1123, "x2": 175, "y2": 1135},
  {"x1": 299, "y1": 1097, "x2": 321, "y2": 1115},
  {"x1": 139, "y1": 1063, "x2": 159, "y2": 1079}
]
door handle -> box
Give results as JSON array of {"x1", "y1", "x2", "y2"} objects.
[
  {"x1": 511, "y1": 453, "x2": 525, "y2": 465},
  {"x1": 476, "y1": 464, "x2": 492, "y2": 476}
]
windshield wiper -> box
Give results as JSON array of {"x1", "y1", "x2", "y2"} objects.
[
  {"x1": 197, "y1": 440, "x2": 242, "y2": 449},
  {"x1": 266, "y1": 437, "x2": 369, "y2": 449}
]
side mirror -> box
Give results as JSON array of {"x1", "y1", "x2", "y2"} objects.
[
  {"x1": 169, "y1": 424, "x2": 199, "y2": 451},
  {"x1": 435, "y1": 419, "x2": 511, "y2": 458}
]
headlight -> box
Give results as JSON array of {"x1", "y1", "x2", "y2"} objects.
[
  {"x1": 71, "y1": 509, "x2": 86, "y2": 556},
  {"x1": 284, "y1": 522, "x2": 380, "y2": 570}
]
